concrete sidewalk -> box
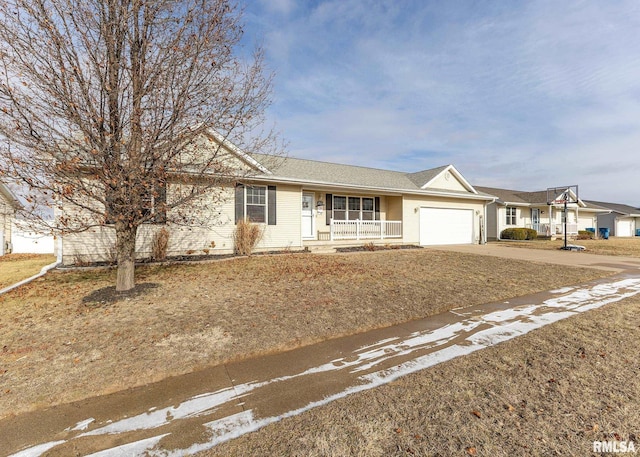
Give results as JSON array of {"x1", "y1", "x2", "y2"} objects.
[
  {"x1": 426, "y1": 243, "x2": 640, "y2": 272},
  {"x1": 4, "y1": 264, "x2": 640, "y2": 456}
]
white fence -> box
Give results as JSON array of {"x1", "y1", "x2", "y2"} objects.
[
  {"x1": 528, "y1": 223, "x2": 578, "y2": 236},
  {"x1": 330, "y1": 219, "x2": 402, "y2": 241}
]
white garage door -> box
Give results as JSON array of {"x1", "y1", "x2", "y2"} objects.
[
  {"x1": 420, "y1": 208, "x2": 474, "y2": 245},
  {"x1": 616, "y1": 219, "x2": 633, "y2": 237}
]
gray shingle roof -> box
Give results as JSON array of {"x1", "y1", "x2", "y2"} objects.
[
  {"x1": 475, "y1": 186, "x2": 606, "y2": 210},
  {"x1": 473, "y1": 186, "x2": 533, "y2": 204},
  {"x1": 255, "y1": 154, "x2": 420, "y2": 190},
  {"x1": 251, "y1": 154, "x2": 492, "y2": 198},
  {"x1": 406, "y1": 166, "x2": 449, "y2": 188},
  {"x1": 585, "y1": 200, "x2": 640, "y2": 216}
]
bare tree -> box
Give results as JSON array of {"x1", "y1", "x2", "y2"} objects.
[{"x1": 0, "y1": 0, "x2": 280, "y2": 291}]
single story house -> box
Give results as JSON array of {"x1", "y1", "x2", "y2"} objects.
[
  {"x1": 585, "y1": 201, "x2": 640, "y2": 237},
  {"x1": 0, "y1": 181, "x2": 21, "y2": 255},
  {"x1": 474, "y1": 186, "x2": 609, "y2": 240},
  {"x1": 59, "y1": 131, "x2": 496, "y2": 264}
]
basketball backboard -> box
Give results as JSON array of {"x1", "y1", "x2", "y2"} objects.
[{"x1": 546, "y1": 185, "x2": 579, "y2": 205}]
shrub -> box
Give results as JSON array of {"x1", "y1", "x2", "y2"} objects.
[
  {"x1": 577, "y1": 230, "x2": 595, "y2": 240},
  {"x1": 363, "y1": 242, "x2": 376, "y2": 251},
  {"x1": 151, "y1": 227, "x2": 170, "y2": 261},
  {"x1": 233, "y1": 218, "x2": 264, "y2": 256},
  {"x1": 501, "y1": 227, "x2": 537, "y2": 240}
]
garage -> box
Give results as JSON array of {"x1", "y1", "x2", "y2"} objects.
[
  {"x1": 419, "y1": 207, "x2": 474, "y2": 245},
  {"x1": 616, "y1": 219, "x2": 633, "y2": 237}
]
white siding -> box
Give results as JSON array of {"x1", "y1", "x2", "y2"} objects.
[
  {"x1": 426, "y1": 173, "x2": 468, "y2": 192},
  {"x1": 577, "y1": 213, "x2": 597, "y2": 231},
  {"x1": 0, "y1": 197, "x2": 15, "y2": 254},
  {"x1": 61, "y1": 183, "x2": 303, "y2": 264}
]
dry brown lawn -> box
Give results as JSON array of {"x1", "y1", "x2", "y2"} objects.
[
  {"x1": 0, "y1": 254, "x2": 56, "y2": 290},
  {"x1": 203, "y1": 294, "x2": 640, "y2": 457},
  {"x1": 0, "y1": 249, "x2": 609, "y2": 420},
  {"x1": 495, "y1": 236, "x2": 640, "y2": 257}
]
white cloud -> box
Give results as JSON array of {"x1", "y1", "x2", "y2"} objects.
[{"x1": 244, "y1": 0, "x2": 640, "y2": 205}]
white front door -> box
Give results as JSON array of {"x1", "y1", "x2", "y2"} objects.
[
  {"x1": 531, "y1": 208, "x2": 540, "y2": 232},
  {"x1": 302, "y1": 192, "x2": 315, "y2": 239}
]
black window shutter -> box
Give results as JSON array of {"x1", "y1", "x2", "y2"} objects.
[
  {"x1": 235, "y1": 184, "x2": 245, "y2": 224},
  {"x1": 268, "y1": 185, "x2": 277, "y2": 225},
  {"x1": 326, "y1": 193, "x2": 333, "y2": 225},
  {"x1": 375, "y1": 197, "x2": 380, "y2": 220}
]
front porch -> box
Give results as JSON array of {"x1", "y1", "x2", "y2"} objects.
[
  {"x1": 329, "y1": 219, "x2": 402, "y2": 241},
  {"x1": 526, "y1": 223, "x2": 578, "y2": 237},
  {"x1": 303, "y1": 219, "x2": 404, "y2": 249}
]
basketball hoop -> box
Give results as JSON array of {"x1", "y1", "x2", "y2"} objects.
[
  {"x1": 546, "y1": 185, "x2": 579, "y2": 251},
  {"x1": 546, "y1": 186, "x2": 579, "y2": 206}
]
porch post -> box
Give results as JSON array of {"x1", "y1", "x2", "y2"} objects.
[
  {"x1": 356, "y1": 219, "x2": 360, "y2": 240},
  {"x1": 330, "y1": 218, "x2": 334, "y2": 241}
]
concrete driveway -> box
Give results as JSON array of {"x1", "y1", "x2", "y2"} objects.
[{"x1": 425, "y1": 243, "x2": 640, "y2": 272}]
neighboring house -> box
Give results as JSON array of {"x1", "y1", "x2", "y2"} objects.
[
  {"x1": 59, "y1": 130, "x2": 495, "y2": 264},
  {"x1": 0, "y1": 181, "x2": 21, "y2": 255},
  {"x1": 10, "y1": 220, "x2": 56, "y2": 254},
  {"x1": 585, "y1": 201, "x2": 640, "y2": 237},
  {"x1": 475, "y1": 186, "x2": 608, "y2": 240}
]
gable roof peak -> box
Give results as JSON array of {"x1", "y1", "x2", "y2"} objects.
[
  {"x1": 408, "y1": 164, "x2": 478, "y2": 194},
  {"x1": 0, "y1": 181, "x2": 22, "y2": 209}
]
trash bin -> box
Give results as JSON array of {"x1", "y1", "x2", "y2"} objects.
[
  {"x1": 599, "y1": 228, "x2": 610, "y2": 240},
  {"x1": 585, "y1": 228, "x2": 595, "y2": 233},
  {"x1": 636, "y1": 229, "x2": 640, "y2": 237}
]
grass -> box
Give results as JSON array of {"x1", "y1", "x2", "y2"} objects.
[
  {"x1": 494, "y1": 236, "x2": 640, "y2": 257},
  {"x1": 203, "y1": 294, "x2": 640, "y2": 457},
  {"x1": 0, "y1": 254, "x2": 56, "y2": 290},
  {"x1": 0, "y1": 249, "x2": 609, "y2": 419}
]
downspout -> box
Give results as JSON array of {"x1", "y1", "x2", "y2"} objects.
[
  {"x1": 0, "y1": 259, "x2": 60, "y2": 296},
  {"x1": 483, "y1": 198, "x2": 494, "y2": 244},
  {"x1": 496, "y1": 202, "x2": 503, "y2": 240}
]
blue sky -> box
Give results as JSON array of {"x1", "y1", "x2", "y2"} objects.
[{"x1": 242, "y1": 1, "x2": 640, "y2": 205}]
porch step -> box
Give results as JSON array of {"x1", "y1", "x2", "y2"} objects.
[{"x1": 303, "y1": 239, "x2": 409, "y2": 254}]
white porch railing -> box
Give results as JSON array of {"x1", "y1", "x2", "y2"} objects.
[
  {"x1": 330, "y1": 219, "x2": 402, "y2": 241},
  {"x1": 528, "y1": 223, "x2": 578, "y2": 236}
]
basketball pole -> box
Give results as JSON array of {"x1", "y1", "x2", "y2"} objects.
[{"x1": 563, "y1": 197, "x2": 568, "y2": 250}]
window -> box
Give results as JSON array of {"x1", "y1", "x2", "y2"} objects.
[
  {"x1": 348, "y1": 197, "x2": 360, "y2": 220},
  {"x1": 105, "y1": 183, "x2": 166, "y2": 224},
  {"x1": 235, "y1": 184, "x2": 276, "y2": 225},
  {"x1": 506, "y1": 207, "x2": 516, "y2": 225},
  {"x1": 332, "y1": 195, "x2": 377, "y2": 221},
  {"x1": 362, "y1": 198, "x2": 374, "y2": 220},
  {"x1": 333, "y1": 196, "x2": 347, "y2": 220},
  {"x1": 246, "y1": 186, "x2": 266, "y2": 223}
]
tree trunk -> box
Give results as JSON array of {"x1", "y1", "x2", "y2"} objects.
[{"x1": 116, "y1": 224, "x2": 138, "y2": 292}]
